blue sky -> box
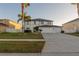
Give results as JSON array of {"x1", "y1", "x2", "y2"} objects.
[{"x1": 0, "y1": 3, "x2": 78, "y2": 26}]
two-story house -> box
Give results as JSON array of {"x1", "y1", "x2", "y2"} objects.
[{"x1": 24, "y1": 18, "x2": 61, "y2": 33}]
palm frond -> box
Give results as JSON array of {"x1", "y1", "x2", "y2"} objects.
[{"x1": 17, "y1": 18, "x2": 22, "y2": 23}]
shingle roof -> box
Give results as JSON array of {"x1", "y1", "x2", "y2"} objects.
[
  {"x1": 0, "y1": 23, "x2": 8, "y2": 27},
  {"x1": 32, "y1": 18, "x2": 53, "y2": 22},
  {"x1": 63, "y1": 18, "x2": 79, "y2": 25},
  {"x1": 37, "y1": 25, "x2": 61, "y2": 27}
]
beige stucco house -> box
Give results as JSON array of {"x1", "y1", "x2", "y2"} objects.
[
  {"x1": 0, "y1": 19, "x2": 22, "y2": 32},
  {"x1": 62, "y1": 18, "x2": 79, "y2": 33}
]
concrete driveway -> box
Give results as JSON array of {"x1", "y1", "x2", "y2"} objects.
[{"x1": 42, "y1": 33, "x2": 79, "y2": 53}]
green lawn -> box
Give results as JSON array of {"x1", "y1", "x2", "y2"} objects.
[
  {"x1": 0, "y1": 32, "x2": 43, "y2": 39},
  {"x1": 0, "y1": 32, "x2": 45, "y2": 53},
  {"x1": 66, "y1": 32, "x2": 79, "y2": 37},
  {"x1": 0, "y1": 41, "x2": 45, "y2": 53}
]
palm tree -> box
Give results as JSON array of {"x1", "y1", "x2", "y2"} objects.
[{"x1": 17, "y1": 3, "x2": 30, "y2": 32}]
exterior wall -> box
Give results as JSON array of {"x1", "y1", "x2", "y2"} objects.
[
  {"x1": 24, "y1": 21, "x2": 34, "y2": 32},
  {"x1": 0, "y1": 26, "x2": 6, "y2": 32},
  {"x1": 62, "y1": 20, "x2": 79, "y2": 33},
  {"x1": 39, "y1": 27, "x2": 61, "y2": 33},
  {"x1": 0, "y1": 20, "x2": 8, "y2": 32},
  {"x1": 0, "y1": 25, "x2": 16, "y2": 32},
  {"x1": 6, "y1": 28, "x2": 16, "y2": 32}
]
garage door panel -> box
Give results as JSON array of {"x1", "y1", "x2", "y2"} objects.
[{"x1": 39, "y1": 27, "x2": 61, "y2": 33}]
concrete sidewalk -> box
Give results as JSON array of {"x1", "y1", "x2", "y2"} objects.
[{"x1": 0, "y1": 39, "x2": 44, "y2": 41}]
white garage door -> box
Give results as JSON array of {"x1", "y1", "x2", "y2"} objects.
[{"x1": 39, "y1": 27, "x2": 61, "y2": 33}]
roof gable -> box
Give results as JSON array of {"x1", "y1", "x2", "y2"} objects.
[
  {"x1": 0, "y1": 23, "x2": 8, "y2": 27},
  {"x1": 63, "y1": 18, "x2": 79, "y2": 25}
]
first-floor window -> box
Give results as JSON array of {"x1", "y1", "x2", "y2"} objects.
[{"x1": 27, "y1": 22, "x2": 29, "y2": 25}]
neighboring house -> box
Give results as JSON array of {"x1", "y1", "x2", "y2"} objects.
[
  {"x1": 0, "y1": 19, "x2": 22, "y2": 32},
  {"x1": 0, "y1": 23, "x2": 15, "y2": 32},
  {"x1": 24, "y1": 18, "x2": 61, "y2": 33},
  {"x1": 62, "y1": 18, "x2": 79, "y2": 33},
  {"x1": 0, "y1": 23, "x2": 8, "y2": 32}
]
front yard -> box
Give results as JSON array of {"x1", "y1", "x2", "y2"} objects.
[
  {"x1": 0, "y1": 32, "x2": 43, "y2": 39},
  {"x1": 0, "y1": 32, "x2": 45, "y2": 53},
  {"x1": 0, "y1": 41, "x2": 45, "y2": 53},
  {"x1": 67, "y1": 32, "x2": 79, "y2": 37}
]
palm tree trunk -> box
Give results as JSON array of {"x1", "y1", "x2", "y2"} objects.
[{"x1": 21, "y1": 3, "x2": 24, "y2": 32}]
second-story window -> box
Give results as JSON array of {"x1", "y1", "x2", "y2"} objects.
[
  {"x1": 48, "y1": 22, "x2": 51, "y2": 25},
  {"x1": 34, "y1": 21, "x2": 36, "y2": 25},
  {"x1": 41, "y1": 21, "x2": 44, "y2": 24}
]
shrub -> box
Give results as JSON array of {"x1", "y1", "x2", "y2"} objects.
[{"x1": 61, "y1": 30, "x2": 64, "y2": 33}]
